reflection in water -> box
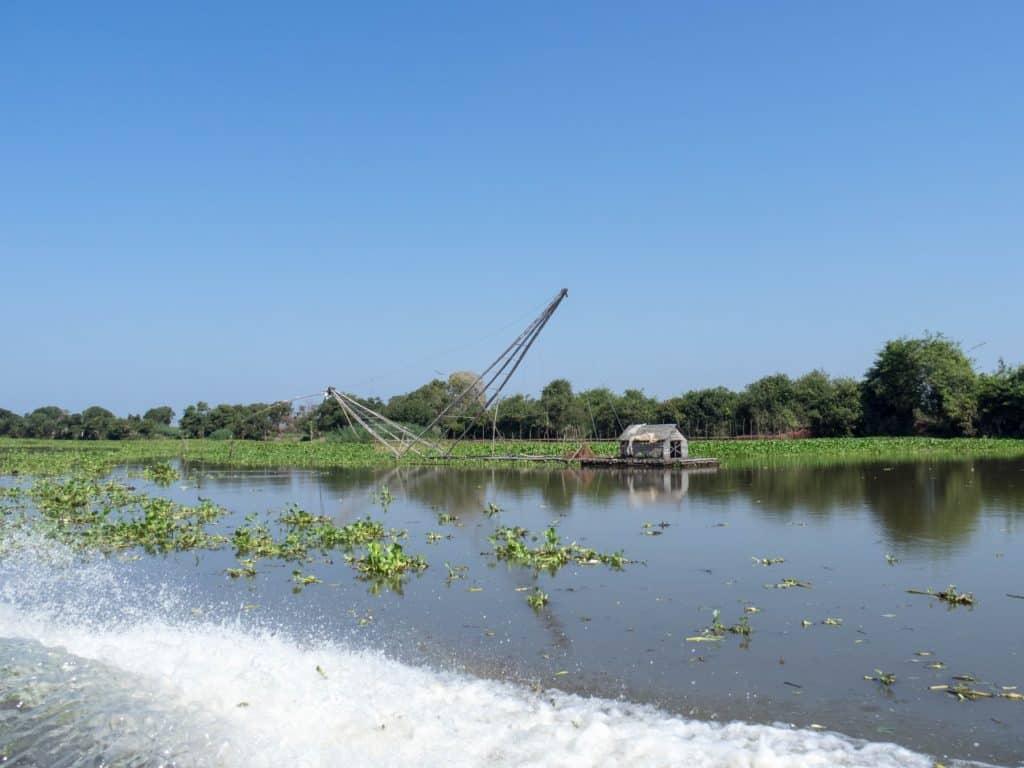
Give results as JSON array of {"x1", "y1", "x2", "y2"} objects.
[
  {"x1": 863, "y1": 463, "x2": 982, "y2": 548},
  {"x1": 183, "y1": 457, "x2": 1024, "y2": 552}
]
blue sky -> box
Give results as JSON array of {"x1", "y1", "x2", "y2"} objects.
[{"x1": 2, "y1": 2, "x2": 1021, "y2": 417}]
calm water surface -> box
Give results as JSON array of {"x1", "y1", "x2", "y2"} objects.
[{"x1": 2, "y1": 458, "x2": 1022, "y2": 766}]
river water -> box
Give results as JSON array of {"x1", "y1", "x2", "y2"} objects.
[{"x1": 1, "y1": 458, "x2": 1022, "y2": 766}]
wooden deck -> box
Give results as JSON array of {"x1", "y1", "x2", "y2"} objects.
[{"x1": 579, "y1": 456, "x2": 720, "y2": 469}]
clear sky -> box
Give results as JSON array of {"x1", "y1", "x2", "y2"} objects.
[{"x1": 2, "y1": 2, "x2": 1021, "y2": 417}]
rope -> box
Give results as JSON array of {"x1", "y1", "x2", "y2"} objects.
[
  {"x1": 605, "y1": 390, "x2": 625, "y2": 435},
  {"x1": 336, "y1": 295, "x2": 558, "y2": 390}
]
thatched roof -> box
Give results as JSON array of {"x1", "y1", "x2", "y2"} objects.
[{"x1": 617, "y1": 424, "x2": 684, "y2": 442}]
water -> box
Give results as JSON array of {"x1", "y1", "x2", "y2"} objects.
[{"x1": 1, "y1": 458, "x2": 1022, "y2": 766}]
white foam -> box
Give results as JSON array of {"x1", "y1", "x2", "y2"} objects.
[
  {"x1": 0, "y1": 533, "x2": 945, "y2": 768},
  {"x1": 0, "y1": 604, "x2": 947, "y2": 768}
]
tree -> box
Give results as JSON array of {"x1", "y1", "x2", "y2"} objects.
[
  {"x1": 861, "y1": 334, "x2": 977, "y2": 436},
  {"x1": 977, "y1": 362, "x2": 1024, "y2": 437},
  {"x1": 737, "y1": 374, "x2": 799, "y2": 435},
  {"x1": 494, "y1": 394, "x2": 547, "y2": 438},
  {"x1": 385, "y1": 380, "x2": 448, "y2": 427},
  {"x1": 576, "y1": 388, "x2": 622, "y2": 438},
  {"x1": 143, "y1": 406, "x2": 175, "y2": 425},
  {"x1": 23, "y1": 406, "x2": 68, "y2": 439},
  {"x1": 0, "y1": 409, "x2": 24, "y2": 437},
  {"x1": 80, "y1": 406, "x2": 117, "y2": 440},
  {"x1": 657, "y1": 387, "x2": 739, "y2": 437},
  {"x1": 614, "y1": 389, "x2": 658, "y2": 427},
  {"x1": 179, "y1": 401, "x2": 211, "y2": 438},
  {"x1": 540, "y1": 379, "x2": 581, "y2": 437},
  {"x1": 793, "y1": 371, "x2": 862, "y2": 437}
]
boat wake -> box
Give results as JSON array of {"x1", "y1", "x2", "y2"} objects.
[{"x1": 0, "y1": 533, "x2": 971, "y2": 768}]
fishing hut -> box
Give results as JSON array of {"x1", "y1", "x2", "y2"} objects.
[
  {"x1": 619, "y1": 424, "x2": 687, "y2": 459},
  {"x1": 579, "y1": 423, "x2": 718, "y2": 469}
]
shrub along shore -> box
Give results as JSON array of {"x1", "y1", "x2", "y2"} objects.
[{"x1": 3, "y1": 436, "x2": 1024, "y2": 478}]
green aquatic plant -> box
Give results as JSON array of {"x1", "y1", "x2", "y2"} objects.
[
  {"x1": 483, "y1": 502, "x2": 502, "y2": 517},
  {"x1": 142, "y1": 462, "x2": 180, "y2": 486},
  {"x1": 641, "y1": 522, "x2": 663, "y2": 536},
  {"x1": 729, "y1": 615, "x2": 752, "y2": 636},
  {"x1": 232, "y1": 511, "x2": 386, "y2": 563},
  {"x1": 277, "y1": 504, "x2": 330, "y2": 527},
  {"x1": 371, "y1": 485, "x2": 394, "y2": 509},
  {"x1": 348, "y1": 541, "x2": 427, "y2": 579},
  {"x1": 291, "y1": 569, "x2": 322, "y2": 586},
  {"x1": 907, "y1": 585, "x2": 975, "y2": 605},
  {"x1": 488, "y1": 524, "x2": 629, "y2": 574},
  {"x1": 526, "y1": 587, "x2": 549, "y2": 610},
  {"x1": 864, "y1": 670, "x2": 896, "y2": 686},
  {"x1": 444, "y1": 561, "x2": 467, "y2": 584},
  {"x1": 765, "y1": 578, "x2": 812, "y2": 589},
  {"x1": 16, "y1": 477, "x2": 230, "y2": 553},
  {"x1": 5, "y1": 435, "x2": 1024, "y2": 476},
  {"x1": 226, "y1": 559, "x2": 257, "y2": 579},
  {"x1": 752, "y1": 556, "x2": 785, "y2": 566},
  {"x1": 687, "y1": 609, "x2": 751, "y2": 642}
]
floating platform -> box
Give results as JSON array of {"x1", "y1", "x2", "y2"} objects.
[{"x1": 579, "y1": 457, "x2": 720, "y2": 469}]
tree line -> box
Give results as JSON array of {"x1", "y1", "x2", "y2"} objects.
[{"x1": 3, "y1": 334, "x2": 1022, "y2": 441}]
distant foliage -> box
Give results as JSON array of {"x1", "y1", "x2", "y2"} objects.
[
  {"x1": 977, "y1": 363, "x2": 1024, "y2": 438},
  {"x1": 861, "y1": 334, "x2": 977, "y2": 437},
  {"x1": 3, "y1": 333, "x2": 1021, "y2": 441}
]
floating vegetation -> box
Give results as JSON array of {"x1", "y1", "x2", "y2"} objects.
[
  {"x1": 907, "y1": 585, "x2": 975, "y2": 606},
  {"x1": 13, "y1": 477, "x2": 230, "y2": 553},
  {"x1": 291, "y1": 570, "x2": 322, "y2": 587},
  {"x1": 526, "y1": 587, "x2": 549, "y2": 610},
  {"x1": 226, "y1": 559, "x2": 257, "y2": 579},
  {"x1": 444, "y1": 561, "x2": 467, "y2": 584},
  {"x1": 752, "y1": 556, "x2": 785, "y2": 566},
  {"x1": 278, "y1": 504, "x2": 330, "y2": 527},
  {"x1": 371, "y1": 485, "x2": 394, "y2": 509},
  {"x1": 822, "y1": 617, "x2": 843, "y2": 626},
  {"x1": 5, "y1": 436, "x2": 1024, "y2": 477},
  {"x1": 436, "y1": 512, "x2": 460, "y2": 526},
  {"x1": 488, "y1": 524, "x2": 629, "y2": 574},
  {"x1": 885, "y1": 553, "x2": 900, "y2": 565},
  {"x1": 483, "y1": 502, "x2": 502, "y2": 517},
  {"x1": 232, "y1": 512, "x2": 385, "y2": 561},
  {"x1": 4, "y1": 472, "x2": 408, "y2": 594},
  {"x1": 765, "y1": 578, "x2": 812, "y2": 589},
  {"x1": 928, "y1": 675, "x2": 1024, "y2": 703},
  {"x1": 347, "y1": 541, "x2": 427, "y2": 579},
  {"x1": 729, "y1": 615, "x2": 752, "y2": 636},
  {"x1": 142, "y1": 462, "x2": 180, "y2": 486},
  {"x1": 426, "y1": 531, "x2": 445, "y2": 543},
  {"x1": 943, "y1": 684, "x2": 992, "y2": 701},
  {"x1": 864, "y1": 670, "x2": 896, "y2": 686},
  {"x1": 687, "y1": 609, "x2": 751, "y2": 642},
  {"x1": 641, "y1": 522, "x2": 663, "y2": 536}
]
